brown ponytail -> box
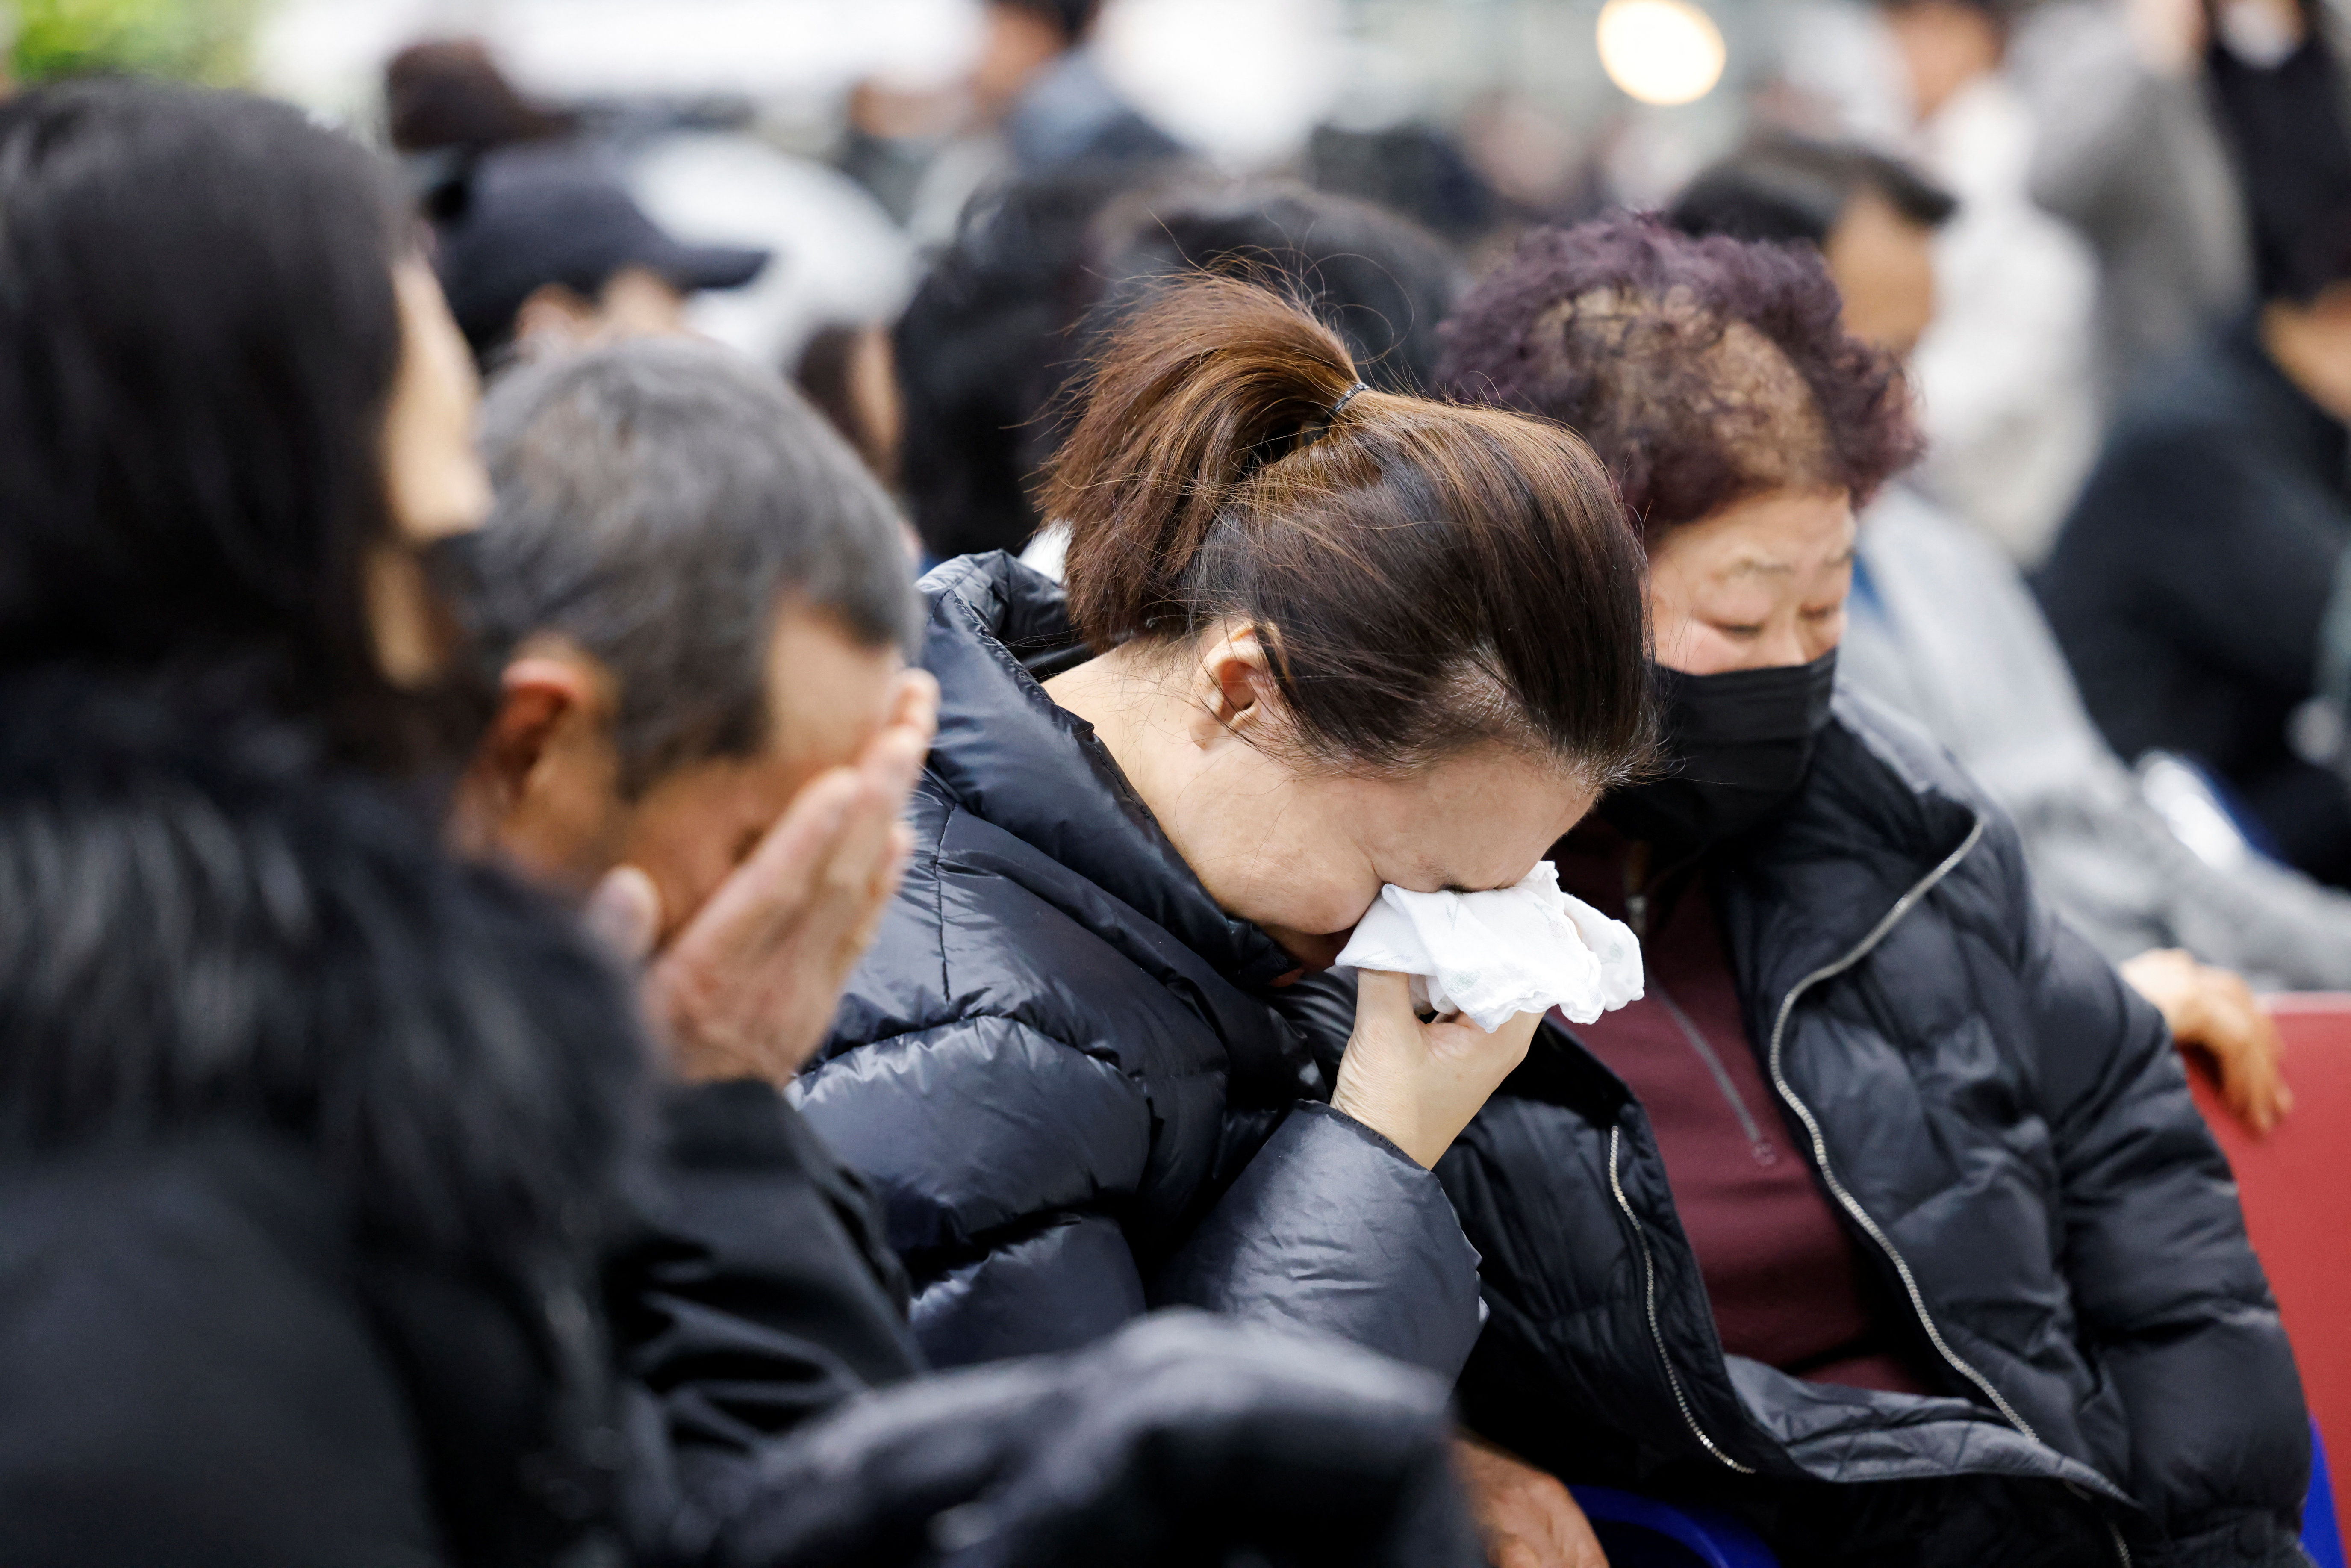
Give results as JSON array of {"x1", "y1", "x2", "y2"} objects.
[{"x1": 1043, "y1": 274, "x2": 1654, "y2": 783}]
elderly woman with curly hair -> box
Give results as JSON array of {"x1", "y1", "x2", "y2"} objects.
[{"x1": 1433, "y1": 213, "x2": 2311, "y2": 1568}]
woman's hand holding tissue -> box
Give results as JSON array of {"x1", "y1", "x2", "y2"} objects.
[
  {"x1": 1325, "y1": 862, "x2": 1645, "y2": 1167},
  {"x1": 1330, "y1": 969, "x2": 1544, "y2": 1168}
]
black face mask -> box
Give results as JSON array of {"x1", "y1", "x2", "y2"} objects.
[{"x1": 1603, "y1": 649, "x2": 1838, "y2": 855}]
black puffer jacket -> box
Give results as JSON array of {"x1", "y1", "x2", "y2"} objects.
[
  {"x1": 1441, "y1": 693, "x2": 2310, "y2": 1568},
  {"x1": 798, "y1": 554, "x2": 1484, "y2": 1375}
]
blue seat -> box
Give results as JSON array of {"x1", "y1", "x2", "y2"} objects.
[
  {"x1": 2310, "y1": 1418, "x2": 2345, "y2": 1568},
  {"x1": 1573, "y1": 1421, "x2": 2338, "y2": 1568},
  {"x1": 1570, "y1": 1486, "x2": 1778, "y2": 1568}
]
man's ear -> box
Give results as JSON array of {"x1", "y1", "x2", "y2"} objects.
[
  {"x1": 1189, "y1": 623, "x2": 1283, "y2": 748},
  {"x1": 512, "y1": 282, "x2": 598, "y2": 349},
  {"x1": 478, "y1": 653, "x2": 604, "y2": 811}
]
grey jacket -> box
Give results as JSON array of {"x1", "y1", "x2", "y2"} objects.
[{"x1": 1842, "y1": 485, "x2": 2351, "y2": 988}]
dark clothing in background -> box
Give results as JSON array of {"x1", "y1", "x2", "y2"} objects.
[
  {"x1": 0, "y1": 670, "x2": 924, "y2": 1567},
  {"x1": 2207, "y1": 27, "x2": 2351, "y2": 303},
  {"x1": 0, "y1": 1110, "x2": 1487, "y2": 1568},
  {"x1": 0, "y1": 1086, "x2": 919, "y2": 1568},
  {"x1": 625, "y1": 1082, "x2": 918, "y2": 1463},
  {"x1": 1002, "y1": 51, "x2": 1180, "y2": 175},
  {"x1": 2038, "y1": 319, "x2": 2351, "y2": 885},
  {"x1": 1443, "y1": 693, "x2": 2309, "y2": 1568},
  {"x1": 0, "y1": 671, "x2": 652, "y2": 1568},
  {"x1": 1550, "y1": 829, "x2": 1930, "y2": 1397},
  {"x1": 798, "y1": 553, "x2": 1486, "y2": 1377}
]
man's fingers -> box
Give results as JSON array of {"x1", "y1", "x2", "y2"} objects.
[
  {"x1": 816, "y1": 772, "x2": 900, "y2": 905},
  {"x1": 863, "y1": 670, "x2": 940, "y2": 781},
  {"x1": 850, "y1": 821, "x2": 918, "y2": 950},
  {"x1": 2197, "y1": 978, "x2": 2290, "y2": 1135},
  {"x1": 863, "y1": 719, "x2": 930, "y2": 806},
  {"x1": 2242, "y1": 1019, "x2": 2290, "y2": 1134},
  {"x1": 892, "y1": 667, "x2": 941, "y2": 737},
  {"x1": 582, "y1": 864, "x2": 662, "y2": 964},
  {"x1": 674, "y1": 767, "x2": 863, "y2": 961}
]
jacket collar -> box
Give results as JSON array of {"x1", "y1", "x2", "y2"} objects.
[
  {"x1": 1712, "y1": 692, "x2": 1986, "y2": 1015},
  {"x1": 917, "y1": 553, "x2": 1299, "y2": 991}
]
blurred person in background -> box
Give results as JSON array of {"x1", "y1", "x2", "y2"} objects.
[
  {"x1": 894, "y1": 166, "x2": 1455, "y2": 566},
  {"x1": 904, "y1": 0, "x2": 1180, "y2": 245},
  {"x1": 974, "y1": 0, "x2": 1176, "y2": 174},
  {"x1": 891, "y1": 160, "x2": 1168, "y2": 562},
  {"x1": 1457, "y1": 92, "x2": 1612, "y2": 236},
  {"x1": 2011, "y1": 0, "x2": 2253, "y2": 396},
  {"x1": 1083, "y1": 178, "x2": 1462, "y2": 390},
  {"x1": 0, "y1": 77, "x2": 1526, "y2": 1568},
  {"x1": 430, "y1": 151, "x2": 769, "y2": 371},
  {"x1": 796, "y1": 320, "x2": 906, "y2": 486},
  {"x1": 2039, "y1": 0, "x2": 2351, "y2": 891},
  {"x1": 387, "y1": 36, "x2": 911, "y2": 380},
  {"x1": 1868, "y1": 0, "x2": 2102, "y2": 561},
  {"x1": 801, "y1": 274, "x2": 1657, "y2": 1557},
  {"x1": 1438, "y1": 212, "x2": 2307, "y2": 1567},
  {"x1": 1669, "y1": 138, "x2": 1953, "y2": 360},
  {"x1": 386, "y1": 35, "x2": 578, "y2": 164},
  {"x1": 1673, "y1": 137, "x2": 2307, "y2": 1127},
  {"x1": 1305, "y1": 121, "x2": 1503, "y2": 251},
  {"x1": 1018, "y1": 174, "x2": 1464, "y2": 578}
]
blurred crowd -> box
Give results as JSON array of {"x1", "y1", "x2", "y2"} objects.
[{"x1": 2, "y1": 0, "x2": 2349, "y2": 1564}]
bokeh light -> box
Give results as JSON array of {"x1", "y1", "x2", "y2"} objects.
[{"x1": 1595, "y1": 0, "x2": 1727, "y2": 108}]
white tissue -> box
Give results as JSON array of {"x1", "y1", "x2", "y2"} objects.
[{"x1": 1332, "y1": 861, "x2": 1645, "y2": 1032}]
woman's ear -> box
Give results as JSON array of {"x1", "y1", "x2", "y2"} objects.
[{"x1": 1190, "y1": 622, "x2": 1282, "y2": 746}]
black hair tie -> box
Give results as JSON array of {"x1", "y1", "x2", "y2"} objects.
[{"x1": 1327, "y1": 381, "x2": 1369, "y2": 420}]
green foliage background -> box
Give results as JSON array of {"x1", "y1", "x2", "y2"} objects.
[{"x1": 10, "y1": 0, "x2": 263, "y2": 85}]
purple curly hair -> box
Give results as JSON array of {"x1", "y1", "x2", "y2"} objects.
[{"x1": 1436, "y1": 212, "x2": 1921, "y2": 539}]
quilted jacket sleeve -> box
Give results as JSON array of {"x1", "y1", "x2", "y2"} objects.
[
  {"x1": 2009, "y1": 822, "x2": 2312, "y2": 1565},
  {"x1": 798, "y1": 1009, "x2": 1484, "y2": 1379},
  {"x1": 795, "y1": 1016, "x2": 1160, "y2": 1369},
  {"x1": 1156, "y1": 1101, "x2": 1486, "y2": 1379}
]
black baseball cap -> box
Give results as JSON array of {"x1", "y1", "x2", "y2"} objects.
[{"x1": 431, "y1": 147, "x2": 771, "y2": 352}]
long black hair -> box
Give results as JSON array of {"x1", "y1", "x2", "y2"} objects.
[
  {"x1": 0, "y1": 88, "x2": 648, "y2": 1536},
  {"x1": 0, "y1": 79, "x2": 464, "y2": 767}
]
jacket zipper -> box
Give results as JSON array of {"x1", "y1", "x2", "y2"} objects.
[
  {"x1": 1625, "y1": 850, "x2": 1774, "y2": 1161},
  {"x1": 1653, "y1": 984, "x2": 1776, "y2": 1164},
  {"x1": 1607, "y1": 1123, "x2": 1756, "y2": 1474},
  {"x1": 1758, "y1": 816, "x2": 2133, "y2": 1568},
  {"x1": 1758, "y1": 819, "x2": 2030, "y2": 1428}
]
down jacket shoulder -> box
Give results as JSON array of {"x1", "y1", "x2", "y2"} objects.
[{"x1": 798, "y1": 555, "x2": 1485, "y2": 1376}]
